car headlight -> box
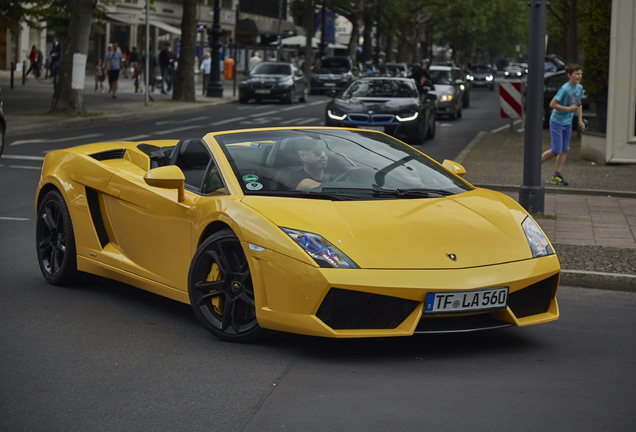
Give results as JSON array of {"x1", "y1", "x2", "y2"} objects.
[
  {"x1": 396, "y1": 112, "x2": 418, "y2": 122},
  {"x1": 521, "y1": 216, "x2": 553, "y2": 258},
  {"x1": 505, "y1": 71, "x2": 509, "y2": 76},
  {"x1": 439, "y1": 94, "x2": 453, "y2": 102},
  {"x1": 327, "y1": 109, "x2": 347, "y2": 121},
  {"x1": 277, "y1": 78, "x2": 293, "y2": 87},
  {"x1": 281, "y1": 228, "x2": 359, "y2": 269},
  {"x1": 486, "y1": 75, "x2": 494, "y2": 81},
  {"x1": 460, "y1": 84, "x2": 465, "y2": 91}
]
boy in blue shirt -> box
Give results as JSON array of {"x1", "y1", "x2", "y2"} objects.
[{"x1": 541, "y1": 63, "x2": 586, "y2": 185}]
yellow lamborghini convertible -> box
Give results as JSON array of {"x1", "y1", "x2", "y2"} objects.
[{"x1": 35, "y1": 127, "x2": 559, "y2": 342}]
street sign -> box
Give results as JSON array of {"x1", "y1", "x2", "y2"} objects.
[{"x1": 499, "y1": 81, "x2": 523, "y2": 119}]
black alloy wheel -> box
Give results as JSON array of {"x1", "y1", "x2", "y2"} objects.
[
  {"x1": 188, "y1": 229, "x2": 265, "y2": 342},
  {"x1": 36, "y1": 190, "x2": 79, "y2": 285}
]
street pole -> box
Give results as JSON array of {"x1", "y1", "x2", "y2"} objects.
[
  {"x1": 206, "y1": 0, "x2": 223, "y2": 98},
  {"x1": 519, "y1": 0, "x2": 547, "y2": 214}
]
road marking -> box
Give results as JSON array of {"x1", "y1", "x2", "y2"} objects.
[
  {"x1": 0, "y1": 217, "x2": 30, "y2": 221},
  {"x1": 209, "y1": 118, "x2": 237, "y2": 126},
  {"x1": 9, "y1": 133, "x2": 103, "y2": 146},
  {"x1": 153, "y1": 125, "x2": 202, "y2": 134},
  {"x1": 157, "y1": 116, "x2": 208, "y2": 125},
  {"x1": 9, "y1": 165, "x2": 41, "y2": 170},
  {"x1": 251, "y1": 109, "x2": 286, "y2": 118},
  {"x1": 1, "y1": 155, "x2": 46, "y2": 161},
  {"x1": 279, "y1": 117, "x2": 321, "y2": 125}
]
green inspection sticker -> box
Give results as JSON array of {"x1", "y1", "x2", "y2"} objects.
[{"x1": 243, "y1": 174, "x2": 258, "y2": 182}]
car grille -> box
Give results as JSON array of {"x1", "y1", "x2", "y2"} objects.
[
  {"x1": 347, "y1": 113, "x2": 395, "y2": 124},
  {"x1": 90, "y1": 149, "x2": 126, "y2": 161},
  {"x1": 316, "y1": 73, "x2": 343, "y2": 80},
  {"x1": 316, "y1": 288, "x2": 418, "y2": 330},
  {"x1": 86, "y1": 187, "x2": 110, "y2": 248},
  {"x1": 507, "y1": 274, "x2": 558, "y2": 318},
  {"x1": 251, "y1": 82, "x2": 275, "y2": 90}
]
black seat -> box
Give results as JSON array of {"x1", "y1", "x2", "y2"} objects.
[{"x1": 169, "y1": 138, "x2": 211, "y2": 190}]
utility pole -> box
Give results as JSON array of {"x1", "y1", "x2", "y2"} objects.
[
  {"x1": 519, "y1": 0, "x2": 547, "y2": 214},
  {"x1": 206, "y1": 0, "x2": 223, "y2": 98}
]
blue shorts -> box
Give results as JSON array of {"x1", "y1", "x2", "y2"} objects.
[{"x1": 549, "y1": 120, "x2": 572, "y2": 154}]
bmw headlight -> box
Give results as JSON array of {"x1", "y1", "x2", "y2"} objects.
[
  {"x1": 486, "y1": 75, "x2": 494, "y2": 81},
  {"x1": 439, "y1": 94, "x2": 453, "y2": 103},
  {"x1": 282, "y1": 228, "x2": 359, "y2": 269},
  {"x1": 396, "y1": 112, "x2": 418, "y2": 122},
  {"x1": 327, "y1": 109, "x2": 347, "y2": 121},
  {"x1": 277, "y1": 78, "x2": 294, "y2": 88},
  {"x1": 522, "y1": 216, "x2": 553, "y2": 258}
]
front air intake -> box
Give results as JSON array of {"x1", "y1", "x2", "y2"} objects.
[
  {"x1": 316, "y1": 288, "x2": 418, "y2": 330},
  {"x1": 507, "y1": 274, "x2": 558, "y2": 318}
]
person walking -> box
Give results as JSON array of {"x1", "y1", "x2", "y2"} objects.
[
  {"x1": 248, "y1": 51, "x2": 262, "y2": 70},
  {"x1": 142, "y1": 50, "x2": 159, "y2": 101},
  {"x1": 25, "y1": 45, "x2": 41, "y2": 79},
  {"x1": 49, "y1": 37, "x2": 62, "y2": 81},
  {"x1": 200, "y1": 51, "x2": 211, "y2": 95},
  {"x1": 541, "y1": 63, "x2": 586, "y2": 186},
  {"x1": 159, "y1": 43, "x2": 175, "y2": 94},
  {"x1": 106, "y1": 42, "x2": 124, "y2": 99}
]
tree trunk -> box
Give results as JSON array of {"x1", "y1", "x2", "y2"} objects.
[
  {"x1": 173, "y1": 0, "x2": 197, "y2": 102},
  {"x1": 50, "y1": 0, "x2": 94, "y2": 114}
]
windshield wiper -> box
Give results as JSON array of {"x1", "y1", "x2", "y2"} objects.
[
  {"x1": 370, "y1": 188, "x2": 454, "y2": 198},
  {"x1": 244, "y1": 189, "x2": 362, "y2": 201}
]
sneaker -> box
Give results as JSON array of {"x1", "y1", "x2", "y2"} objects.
[{"x1": 551, "y1": 172, "x2": 569, "y2": 186}]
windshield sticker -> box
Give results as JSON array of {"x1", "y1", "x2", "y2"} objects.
[
  {"x1": 243, "y1": 174, "x2": 259, "y2": 182},
  {"x1": 245, "y1": 182, "x2": 263, "y2": 191}
]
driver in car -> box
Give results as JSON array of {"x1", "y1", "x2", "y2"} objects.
[{"x1": 290, "y1": 143, "x2": 329, "y2": 190}]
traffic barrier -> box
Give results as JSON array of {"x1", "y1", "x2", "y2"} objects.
[{"x1": 499, "y1": 81, "x2": 523, "y2": 119}]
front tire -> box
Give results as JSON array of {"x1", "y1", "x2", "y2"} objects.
[
  {"x1": 36, "y1": 190, "x2": 79, "y2": 285},
  {"x1": 188, "y1": 230, "x2": 265, "y2": 343}
]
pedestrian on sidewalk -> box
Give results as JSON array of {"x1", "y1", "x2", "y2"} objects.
[
  {"x1": 248, "y1": 51, "x2": 262, "y2": 70},
  {"x1": 159, "y1": 43, "x2": 175, "y2": 94},
  {"x1": 95, "y1": 59, "x2": 105, "y2": 92},
  {"x1": 49, "y1": 37, "x2": 62, "y2": 81},
  {"x1": 200, "y1": 51, "x2": 211, "y2": 95},
  {"x1": 25, "y1": 45, "x2": 42, "y2": 79},
  {"x1": 541, "y1": 63, "x2": 586, "y2": 186},
  {"x1": 106, "y1": 42, "x2": 124, "y2": 99}
]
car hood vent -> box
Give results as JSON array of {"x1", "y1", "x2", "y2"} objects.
[{"x1": 90, "y1": 149, "x2": 126, "y2": 161}]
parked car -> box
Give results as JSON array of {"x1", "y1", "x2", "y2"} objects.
[
  {"x1": 35, "y1": 127, "x2": 560, "y2": 342},
  {"x1": 544, "y1": 54, "x2": 566, "y2": 75},
  {"x1": 468, "y1": 65, "x2": 495, "y2": 91},
  {"x1": 239, "y1": 62, "x2": 307, "y2": 104},
  {"x1": 325, "y1": 76, "x2": 437, "y2": 145},
  {"x1": 385, "y1": 62, "x2": 409, "y2": 77},
  {"x1": 310, "y1": 56, "x2": 357, "y2": 94},
  {"x1": 428, "y1": 65, "x2": 465, "y2": 120}
]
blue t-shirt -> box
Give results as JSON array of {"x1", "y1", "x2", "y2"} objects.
[{"x1": 550, "y1": 81, "x2": 584, "y2": 125}]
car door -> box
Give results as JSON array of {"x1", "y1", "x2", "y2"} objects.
[{"x1": 102, "y1": 140, "x2": 213, "y2": 291}]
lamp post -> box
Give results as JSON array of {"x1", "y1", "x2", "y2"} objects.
[
  {"x1": 206, "y1": 0, "x2": 223, "y2": 97},
  {"x1": 519, "y1": 0, "x2": 547, "y2": 213}
]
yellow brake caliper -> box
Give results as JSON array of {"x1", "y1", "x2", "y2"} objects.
[{"x1": 207, "y1": 263, "x2": 223, "y2": 315}]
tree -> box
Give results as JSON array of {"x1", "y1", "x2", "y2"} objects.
[
  {"x1": 50, "y1": 0, "x2": 95, "y2": 114},
  {"x1": 172, "y1": 0, "x2": 197, "y2": 101}
]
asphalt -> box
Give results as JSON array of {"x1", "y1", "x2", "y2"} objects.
[{"x1": 2, "y1": 71, "x2": 635, "y2": 292}]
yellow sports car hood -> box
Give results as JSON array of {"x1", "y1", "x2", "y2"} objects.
[{"x1": 242, "y1": 189, "x2": 535, "y2": 270}]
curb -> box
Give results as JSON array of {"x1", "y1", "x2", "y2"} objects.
[{"x1": 561, "y1": 270, "x2": 636, "y2": 293}]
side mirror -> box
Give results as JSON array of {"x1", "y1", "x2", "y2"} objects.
[
  {"x1": 144, "y1": 165, "x2": 186, "y2": 202},
  {"x1": 441, "y1": 160, "x2": 466, "y2": 178}
]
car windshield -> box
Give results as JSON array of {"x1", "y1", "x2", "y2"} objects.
[
  {"x1": 341, "y1": 79, "x2": 418, "y2": 98},
  {"x1": 472, "y1": 66, "x2": 491, "y2": 74},
  {"x1": 317, "y1": 58, "x2": 349, "y2": 69},
  {"x1": 214, "y1": 129, "x2": 471, "y2": 200},
  {"x1": 251, "y1": 63, "x2": 291, "y2": 75},
  {"x1": 429, "y1": 70, "x2": 452, "y2": 84}
]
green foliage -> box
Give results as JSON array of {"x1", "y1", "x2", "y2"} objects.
[{"x1": 581, "y1": 0, "x2": 610, "y2": 103}]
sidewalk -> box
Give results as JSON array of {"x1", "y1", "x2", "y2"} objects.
[{"x1": 2, "y1": 72, "x2": 635, "y2": 291}]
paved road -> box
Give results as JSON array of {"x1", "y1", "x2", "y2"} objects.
[{"x1": 1, "y1": 87, "x2": 634, "y2": 432}]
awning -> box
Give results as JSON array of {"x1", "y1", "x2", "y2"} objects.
[{"x1": 105, "y1": 13, "x2": 181, "y2": 36}]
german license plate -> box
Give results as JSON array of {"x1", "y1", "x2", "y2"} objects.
[
  {"x1": 255, "y1": 89, "x2": 271, "y2": 94},
  {"x1": 358, "y1": 126, "x2": 384, "y2": 132},
  {"x1": 324, "y1": 83, "x2": 336, "y2": 87},
  {"x1": 424, "y1": 287, "x2": 508, "y2": 314}
]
